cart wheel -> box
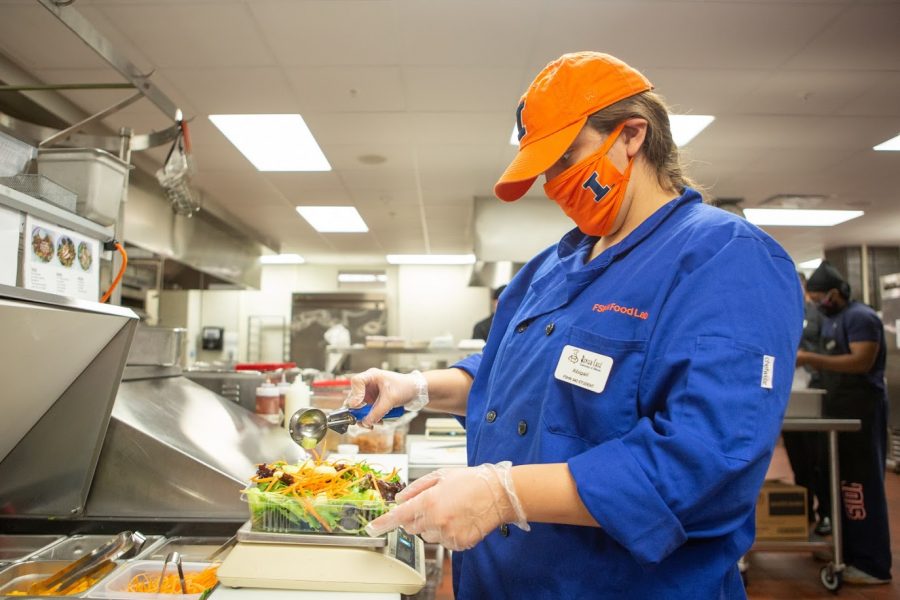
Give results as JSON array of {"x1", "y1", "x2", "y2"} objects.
[{"x1": 820, "y1": 565, "x2": 842, "y2": 593}]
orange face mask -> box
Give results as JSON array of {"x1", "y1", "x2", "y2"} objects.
[{"x1": 543, "y1": 123, "x2": 633, "y2": 237}]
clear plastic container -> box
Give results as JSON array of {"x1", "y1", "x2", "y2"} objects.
[
  {"x1": 343, "y1": 423, "x2": 394, "y2": 453},
  {"x1": 85, "y1": 560, "x2": 216, "y2": 599},
  {"x1": 244, "y1": 489, "x2": 390, "y2": 536}
]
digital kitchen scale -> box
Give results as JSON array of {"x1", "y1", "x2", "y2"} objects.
[{"x1": 216, "y1": 521, "x2": 426, "y2": 595}]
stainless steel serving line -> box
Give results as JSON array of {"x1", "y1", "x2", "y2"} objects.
[{"x1": 0, "y1": 285, "x2": 440, "y2": 599}]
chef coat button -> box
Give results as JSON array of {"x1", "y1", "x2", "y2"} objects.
[
  {"x1": 486, "y1": 410, "x2": 497, "y2": 423},
  {"x1": 517, "y1": 420, "x2": 528, "y2": 436},
  {"x1": 545, "y1": 323, "x2": 555, "y2": 336},
  {"x1": 499, "y1": 524, "x2": 510, "y2": 537},
  {"x1": 515, "y1": 321, "x2": 529, "y2": 333}
]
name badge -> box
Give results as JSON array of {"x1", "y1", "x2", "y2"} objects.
[{"x1": 554, "y1": 345, "x2": 614, "y2": 393}]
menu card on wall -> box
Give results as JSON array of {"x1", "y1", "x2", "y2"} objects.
[
  {"x1": 23, "y1": 215, "x2": 100, "y2": 301},
  {"x1": 0, "y1": 205, "x2": 20, "y2": 286}
]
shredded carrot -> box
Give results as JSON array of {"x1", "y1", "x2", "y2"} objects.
[{"x1": 126, "y1": 565, "x2": 218, "y2": 594}]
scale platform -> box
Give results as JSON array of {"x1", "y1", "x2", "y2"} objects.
[{"x1": 216, "y1": 521, "x2": 426, "y2": 595}]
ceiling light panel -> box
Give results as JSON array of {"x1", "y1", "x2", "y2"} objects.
[
  {"x1": 873, "y1": 133, "x2": 900, "y2": 151},
  {"x1": 743, "y1": 209, "x2": 864, "y2": 227},
  {"x1": 209, "y1": 114, "x2": 331, "y2": 171},
  {"x1": 296, "y1": 206, "x2": 369, "y2": 232}
]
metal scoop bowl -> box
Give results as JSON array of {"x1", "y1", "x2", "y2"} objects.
[{"x1": 289, "y1": 405, "x2": 405, "y2": 449}]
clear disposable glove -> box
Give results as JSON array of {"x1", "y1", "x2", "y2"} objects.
[
  {"x1": 344, "y1": 368, "x2": 428, "y2": 427},
  {"x1": 365, "y1": 461, "x2": 530, "y2": 551}
]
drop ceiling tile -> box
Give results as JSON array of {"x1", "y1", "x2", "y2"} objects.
[
  {"x1": 641, "y1": 68, "x2": 769, "y2": 115},
  {"x1": 731, "y1": 69, "x2": 885, "y2": 116},
  {"x1": 410, "y1": 112, "x2": 510, "y2": 145},
  {"x1": 403, "y1": 66, "x2": 523, "y2": 112},
  {"x1": 338, "y1": 167, "x2": 417, "y2": 193},
  {"x1": 0, "y1": 5, "x2": 109, "y2": 70},
  {"x1": 164, "y1": 67, "x2": 298, "y2": 114},
  {"x1": 96, "y1": 2, "x2": 275, "y2": 68},
  {"x1": 264, "y1": 171, "x2": 350, "y2": 199},
  {"x1": 785, "y1": 3, "x2": 900, "y2": 70},
  {"x1": 193, "y1": 170, "x2": 288, "y2": 209},
  {"x1": 323, "y1": 144, "x2": 415, "y2": 171},
  {"x1": 397, "y1": 0, "x2": 541, "y2": 67},
  {"x1": 248, "y1": 0, "x2": 401, "y2": 66},
  {"x1": 307, "y1": 113, "x2": 417, "y2": 145},
  {"x1": 284, "y1": 66, "x2": 405, "y2": 112},
  {"x1": 837, "y1": 71, "x2": 900, "y2": 117},
  {"x1": 531, "y1": 1, "x2": 843, "y2": 71}
]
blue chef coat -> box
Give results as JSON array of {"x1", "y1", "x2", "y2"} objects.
[{"x1": 451, "y1": 189, "x2": 803, "y2": 599}]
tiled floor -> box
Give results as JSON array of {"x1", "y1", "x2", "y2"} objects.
[{"x1": 432, "y1": 442, "x2": 900, "y2": 599}]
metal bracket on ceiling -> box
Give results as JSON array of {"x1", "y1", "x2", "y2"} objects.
[
  {"x1": 37, "y1": 0, "x2": 183, "y2": 122},
  {"x1": 0, "y1": 109, "x2": 181, "y2": 154}
]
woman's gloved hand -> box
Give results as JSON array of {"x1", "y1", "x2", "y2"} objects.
[
  {"x1": 344, "y1": 368, "x2": 428, "y2": 426},
  {"x1": 365, "y1": 461, "x2": 530, "y2": 551}
]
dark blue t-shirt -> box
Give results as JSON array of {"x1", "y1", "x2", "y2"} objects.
[{"x1": 820, "y1": 300, "x2": 886, "y2": 393}]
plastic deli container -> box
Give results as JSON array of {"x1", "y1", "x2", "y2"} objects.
[
  {"x1": 36, "y1": 148, "x2": 130, "y2": 226},
  {"x1": 244, "y1": 489, "x2": 390, "y2": 536},
  {"x1": 86, "y1": 560, "x2": 216, "y2": 599},
  {"x1": 342, "y1": 423, "x2": 394, "y2": 453}
]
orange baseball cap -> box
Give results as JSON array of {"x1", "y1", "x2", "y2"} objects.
[{"x1": 494, "y1": 52, "x2": 653, "y2": 202}]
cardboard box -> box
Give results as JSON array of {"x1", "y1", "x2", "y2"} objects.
[{"x1": 755, "y1": 481, "x2": 808, "y2": 541}]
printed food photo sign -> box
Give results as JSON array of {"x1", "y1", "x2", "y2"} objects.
[{"x1": 23, "y1": 215, "x2": 100, "y2": 302}]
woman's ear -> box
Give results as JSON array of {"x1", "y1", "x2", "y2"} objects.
[{"x1": 620, "y1": 118, "x2": 648, "y2": 159}]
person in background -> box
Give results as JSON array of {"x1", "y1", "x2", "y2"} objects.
[
  {"x1": 796, "y1": 261, "x2": 892, "y2": 585},
  {"x1": 783, "y1": 271, "x2": 832, "y2": 536},
  {"x1": 471, "y1": 285, "x2": 507, "y2": 341},
  {"x1": 349, "y1": 52, "x2": 802, "y2": 598}
]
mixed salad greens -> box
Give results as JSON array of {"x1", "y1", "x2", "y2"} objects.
[{"x1": 244, "y1": 458, "x2": 405, "y2": 535}]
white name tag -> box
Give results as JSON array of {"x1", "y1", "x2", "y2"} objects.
[
  {"x1": 761, "y1": 355, "x2": 775, "y2": 389},
  {"x1": 554, "y1": 345, "x2": 614, "y2": 393}
]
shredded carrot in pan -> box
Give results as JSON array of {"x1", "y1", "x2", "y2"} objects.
[{"x1": 126, "y1": 565, "x2": 219, "y2": 594}]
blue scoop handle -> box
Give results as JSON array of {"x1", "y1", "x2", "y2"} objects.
[{"x1": 348, "y1": 405, "x2": 405, "y2": 421}]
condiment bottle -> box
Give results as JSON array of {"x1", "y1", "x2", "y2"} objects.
[
  {"x1": 283, "y1": 378, "x2": 311, "y2": 432},
  {"x1": 255, "y1": 382, "x2": 281, "y2": 425},
  {"x1": 276, "y1": 373, "x2": 291, "y2": 425}
]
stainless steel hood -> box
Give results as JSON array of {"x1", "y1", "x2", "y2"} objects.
[
  {"x1": 85, "y1": 372, "x2": 305, "y2": 521},
  {"x1": 0, "y1": 284, "x2": 138, "y2": 518},
  {"x1": 473, "y1": 195, "x2": 571, "y2": 263}
]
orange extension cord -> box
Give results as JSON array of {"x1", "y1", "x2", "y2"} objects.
[{"x1": 100, "y1": 242, "x2": 127, "y2": 303}]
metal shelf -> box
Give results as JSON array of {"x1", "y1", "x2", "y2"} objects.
[{"x1": 0, "y1": 182, "x2": 112, "y2": 241}]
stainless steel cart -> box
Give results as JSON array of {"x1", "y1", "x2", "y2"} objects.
[{"x1": 741, "y1": 417, "x2": 862, "y2": 593}]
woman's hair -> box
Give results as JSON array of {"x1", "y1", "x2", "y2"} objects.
[{"x1": 586, "y1": 91, "x2": 703, "y2": 197}]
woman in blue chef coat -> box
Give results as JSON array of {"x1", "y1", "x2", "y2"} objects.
[{"x1": 353, "y1": 52, "x2": 803, "y2": 599}]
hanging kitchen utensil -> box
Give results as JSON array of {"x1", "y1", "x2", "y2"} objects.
[{"x1": 156, "y1": 111, "x2": 200, "y2": 216}]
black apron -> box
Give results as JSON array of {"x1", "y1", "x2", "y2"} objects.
[{"x1": 819, "y1": 316, "x2": 892, "y2": 579}]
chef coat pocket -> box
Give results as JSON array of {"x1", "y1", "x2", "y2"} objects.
[
  {"x1": 543, "y1": 327, "x2": 646, "y2": 445},
  {"x1": 677, "y1": 336, "x2": 777, "y2": 461}
]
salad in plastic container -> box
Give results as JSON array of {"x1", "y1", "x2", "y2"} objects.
[{"x1": 243, "y1": 458, "x2": 405, "y2": 536}]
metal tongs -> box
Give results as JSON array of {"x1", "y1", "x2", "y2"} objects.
[
  {"x1": 288, "y1": 404, "x2": 405, "y2": 449},
  {"x1": 28, "y1": 531, "x2": 147, "y2": 595},
  {"x1": 157, "y1": 551, "x2": 187, "y2": 594}
]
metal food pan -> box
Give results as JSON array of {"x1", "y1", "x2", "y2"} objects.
[
  {"x1": 0, "y1": 559, "x2": 108, "y2": 596},
  {"x1": 0, "y1": 534, "x2": 65, "y2": 562},
  {"x1": 139, "y1": 536, "x2": 231, "y2": 562},
  {"x1": 30, "y1": 534, "x2": 163, "y2": 562}
]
